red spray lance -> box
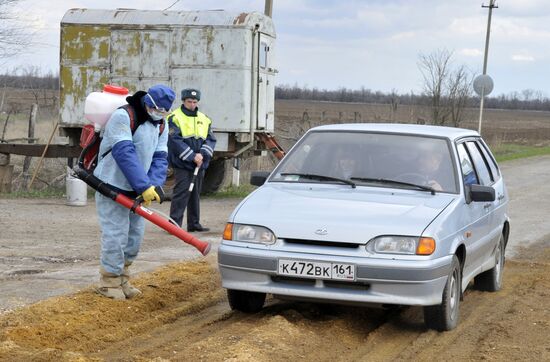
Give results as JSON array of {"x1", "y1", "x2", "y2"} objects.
[{"x1": 74, "y1": 164, "x2": 211, "y2": 256}]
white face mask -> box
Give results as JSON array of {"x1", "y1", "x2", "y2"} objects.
[
  {"x1": 148, "y1": 109, "x2": 164, "y2": 121},
  {"x1": 145, "y1": 93, "x2": 168, "y2": 120}
]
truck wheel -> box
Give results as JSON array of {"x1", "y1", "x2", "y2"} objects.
[
  {"x1": 423, "y1": 255, "x2": 461, "y2": 331},
  {"x1": 227, "y1": 289, "x2": 266, "y2": 313},
  {"x1": 474, "y1": 235, "x2": 505, "y2": 292},
  {"x1": 202, "y1": 159, "x2": 225, "y2": 194},
  {"x1": 163, "y1": 167, "x2": 175, "y2": 201}
]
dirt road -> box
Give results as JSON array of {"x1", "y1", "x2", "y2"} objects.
[{"x1": 1, "y1": 156, "x2": 550, "y2": 361}]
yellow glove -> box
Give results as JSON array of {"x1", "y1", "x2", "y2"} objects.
[{"x1": 141, "y1": 186, "x2": 160, "y2": 207}]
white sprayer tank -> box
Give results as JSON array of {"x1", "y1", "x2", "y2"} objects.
[
  {"x1": 66, "y1": 84, "x2": 129, "y2": 206},
  {"x1": 84, "y1": 84, "x2": 129, "y2": 126}
]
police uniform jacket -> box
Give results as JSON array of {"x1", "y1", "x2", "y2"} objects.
[{"x1": 167, "y1": 105, "x2": 216, "y2": 171}]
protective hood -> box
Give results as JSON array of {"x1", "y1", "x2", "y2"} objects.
[{"x1": 125, "y1": 91, "x2": 151, "y2": 124}]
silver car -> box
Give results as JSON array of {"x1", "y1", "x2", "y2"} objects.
[{"x1": 218, "y1": 123, "x2": 509, "y2": 331}]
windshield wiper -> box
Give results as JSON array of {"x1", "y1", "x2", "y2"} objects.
[
  {"x1": 350, "y1": 177, "x2": 436, "y2": 195},
  {"x1": 281, "y1": 173, "x2": 356, "y2": 188}
]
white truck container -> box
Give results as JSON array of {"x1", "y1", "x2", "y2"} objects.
[{"x1": 59, "y1": 8, "x2": 277, "y2": 192}]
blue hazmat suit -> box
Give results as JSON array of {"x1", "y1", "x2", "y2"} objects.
[{"x1": 93, "y1": 91, "x2": 169, "y2": 275}]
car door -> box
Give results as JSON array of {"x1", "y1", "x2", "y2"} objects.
[
  {"x1": 456, "y1": 141, "x2": 488, "y2": 282},
  {"x1": 464, "y1": 140, "x2": 500, "y2": 273},
  {"x1": 478, "y1": 139, "x2": 507, "y2": 227}
]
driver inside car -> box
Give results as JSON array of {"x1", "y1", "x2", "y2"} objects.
[{"x1": 418, "y1": 151, "x2": 444, "y2": 191}]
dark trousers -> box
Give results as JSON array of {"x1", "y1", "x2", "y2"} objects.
[{"x1": 169, "y1": 167, "x2": 204, "y2": 229}]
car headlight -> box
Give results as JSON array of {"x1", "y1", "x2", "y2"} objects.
[
  {"x1": 223, "y1": 223, "x2": 276, "y2": 245},
  {"x1": 366, "y1": 236, "x2": 436, "y2": 255}
]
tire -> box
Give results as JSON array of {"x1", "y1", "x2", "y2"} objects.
[
  {"x1": 163, "y1": 167, "x2": 175, "y2": 201},
  {"x1": 202, "y1": 159, "x2": 226, "y2": 195},
  {"x1": 423, "y1": 255, "x2": 461, "y2": 331},
  {"x1": 227, "y1": 289, "x2": 266, "y2": 313},
  {"x1": 162, "y1": 159, "x2": 225, "y2": 199},
  {"x1": 474, "y1": 235, "x2": 505, "y2": 292}
]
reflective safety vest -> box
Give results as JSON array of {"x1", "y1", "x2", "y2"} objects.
[{"x1": 169, "y1": 108, "x2": 211, "y2": 140}]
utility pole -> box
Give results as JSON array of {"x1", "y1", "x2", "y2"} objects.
[
  {"x1": 264, "y1": 0, "x2": 273, "y2": 17},
  {"x1": 478, "y1": 0, "x2": 498, "y2": 134}
]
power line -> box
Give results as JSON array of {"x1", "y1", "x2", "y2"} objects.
[{"x1": 163, "y1": 0, "x2": 181, "y2": 11}]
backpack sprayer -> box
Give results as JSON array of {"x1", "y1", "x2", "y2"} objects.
[{"x1": 73, "y1": 85, "x2": 210, "y2": 256}]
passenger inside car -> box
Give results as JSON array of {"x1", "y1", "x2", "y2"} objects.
[{"x1": 333, "y1": 149, "x2": 358, "y2": 179}]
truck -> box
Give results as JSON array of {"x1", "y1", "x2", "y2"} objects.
[{"x1": 59, "y1": 8, "x2": 278, "y2": 192}]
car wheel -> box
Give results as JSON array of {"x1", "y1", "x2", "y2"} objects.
[
  {"x1": 227, "y1": 289, "x2": 266, "y2": 313},
  {"x1": 423, "y1": 255, "x2": 461, "y2": 331},
  {"x1": 474, "y1": 234, "x2": 505, "y2": 292}
]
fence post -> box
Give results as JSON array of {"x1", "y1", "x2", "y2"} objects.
[
  {"x1": 0, "y1": 153, "x2": 13, "y2": 192},
  {"x1": 22, "y1": 104, "x2": 38, "y2": 188}
]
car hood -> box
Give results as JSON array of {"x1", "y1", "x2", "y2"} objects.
[{"x1": 231, "y1": 183, "x2": 456, "y2": 244}]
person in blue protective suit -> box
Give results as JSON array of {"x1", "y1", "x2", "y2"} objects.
[
  {"x1": 168, "y1": 88, "x2": 216, "y2": 232},
  {"x1": 93, "y1": 84, "x2": 176, "y2": 300}
]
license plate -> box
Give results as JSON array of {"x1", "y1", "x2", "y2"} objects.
[{"x1": 278, "y1": 259, "x2": 355, "y2": 281}]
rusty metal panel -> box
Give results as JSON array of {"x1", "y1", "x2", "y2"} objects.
[
  {"x1": 171, "y1": 27, "x2": 250, "y2": 67},
  {"x1": 61, "y1": 25, "x2": 110, "y2": 66},
  {"x1": 141, "y1": 31, "x2": 171, "y2": 78},
  {"x1": 110, "y1": 31, "x2": 140, "y2": 77},
  {"x1": 60, "y1": 23, "x2": 110, "y2": 127},
  {"x1": 172, "y1": 68, "x2": 251, "y2": 132},
  {"x1": 61, "y1": 9, "x2": 276, "y2": 37},
  {"x1": 60, "y1": 66, "x2": 109, "y2": 127}
]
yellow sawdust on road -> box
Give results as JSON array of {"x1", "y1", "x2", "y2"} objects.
[{"x1": 0, "y1": 261, "x2": 223, "y2": 361}]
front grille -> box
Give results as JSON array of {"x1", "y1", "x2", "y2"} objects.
[
  {"x1": 324, "y1": 280, "x2": 370, "y2": 290},
  {"x1": 271, "y1": 276, "x2": 370, "y2": 291},
  {"x1": 284, "y1": 238, "x2": 360, "y2": 249},
  {"x1": 271, "y1": 275, "x2": 316, "y2": 286}
]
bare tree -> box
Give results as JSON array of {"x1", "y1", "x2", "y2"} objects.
[
  {"x1": 447, "y1": 65, "x2": 473, "y2": 127},
  {"x1": 0, "y1": 0, "x2": 31, "y2": 59},
  {"x1": 20, "y1": 65, "x2": 42, "y2": 104},
  {"x1": 418, "y1": 49, "x2": 452, "y2": 125},
  {"x1": 389, "y1": 88, "x2": 399, "y2": 122},
  {"x1": 418, "y1": 49, "x2": 473, "y2": 127}
]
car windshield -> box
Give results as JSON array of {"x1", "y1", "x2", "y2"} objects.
[{"x1": 270, "y1": 131, "x2": 458, "y2": 193}]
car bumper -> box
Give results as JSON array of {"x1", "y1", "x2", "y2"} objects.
[{"x1": 218, "y1": 243, "x2": 452, "y2": 306}]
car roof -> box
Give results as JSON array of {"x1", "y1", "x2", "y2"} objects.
[{"x1": 310, "y1": 123, "x2": 479, "y2": 142}]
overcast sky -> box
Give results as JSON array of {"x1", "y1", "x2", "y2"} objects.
[{"x1": 2, "y1": 0, "x2": 549, "y2": 96}]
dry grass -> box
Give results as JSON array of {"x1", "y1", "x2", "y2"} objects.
[
  {"x1": 3, "y1": 92, "x2": 550, "y2": 192},
  {"x1": 275, "y1": 99, "x2": 550, "y2": 149}
]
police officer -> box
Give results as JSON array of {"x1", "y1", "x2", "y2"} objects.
[{"x1": 168, "y1": 88, "x2": 216, "y2": 232}]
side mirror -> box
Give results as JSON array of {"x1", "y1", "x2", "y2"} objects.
[
  {"x1": 468, "y1": 184, "x2": 496, "y2": 202},
  {"x1": 250, "y1": 171, "x2": 270, "y2": 186}
]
